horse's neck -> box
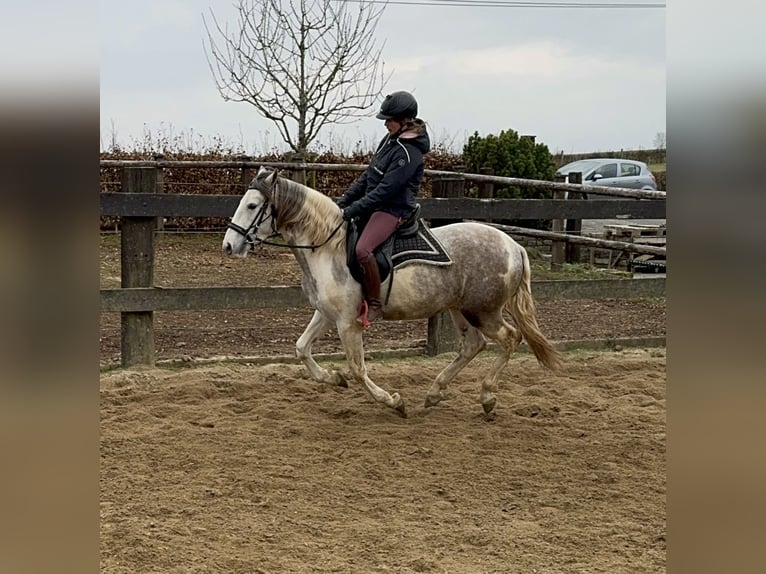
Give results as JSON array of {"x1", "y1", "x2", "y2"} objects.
[
  {"x1": 275, "y1": 186, "x2": 348, "y2": 282},
  {"x1": 282, "y1": 225, "x2": 348, "y2": 285},
  {"x1": 280, "y1": 225, "x2": 329, "y2": 252},
  {"x1": 282, "y1": 223, "x2": 343, "y2": 254}
]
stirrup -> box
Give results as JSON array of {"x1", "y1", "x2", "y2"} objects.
[{"x1": 356, "y1": 300, "x2": 371, "y2": 329}]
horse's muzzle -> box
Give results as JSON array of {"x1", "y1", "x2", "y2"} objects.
[{"x1": 222, "y1": 234, "x2": 250, "y2": 258}]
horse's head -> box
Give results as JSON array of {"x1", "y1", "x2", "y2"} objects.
[{"x1": 222, "y1": 167, "x2": 279, "y2": 257}]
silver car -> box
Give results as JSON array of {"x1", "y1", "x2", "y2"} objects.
[{"x1": 555, "y1": 158, "x2": 658, "y2": 195}]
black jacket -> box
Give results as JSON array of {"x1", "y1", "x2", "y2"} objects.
[{"x1": 339, "y1": 124, "x2": 431, "y2": 219}]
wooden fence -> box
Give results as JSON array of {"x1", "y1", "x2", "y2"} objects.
[{"x1": 100, "y1": 162, "x2": 666, "y2": 367}]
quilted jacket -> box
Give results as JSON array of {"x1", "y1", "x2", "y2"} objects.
[{"x1": 339, "y1": 121, "x2": 431, "y2": 220}]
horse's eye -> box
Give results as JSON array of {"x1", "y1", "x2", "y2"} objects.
[{"x1": 247, "y1": 203, "x2": 258, "y2": 210}]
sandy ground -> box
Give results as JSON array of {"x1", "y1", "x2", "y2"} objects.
[
  {"x1": 101, "y1": 233, "x2": 665, "y2": 572},
  {"x1": 100, "y1": 348, "x2": 666, "y2": 573}
]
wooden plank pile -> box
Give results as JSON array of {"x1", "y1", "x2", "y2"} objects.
[{"x1": 593, "y1": 224, "x2": 666, "y2": 271}]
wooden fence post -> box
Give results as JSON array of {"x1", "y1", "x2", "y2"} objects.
[
  {"x1": 430, "y1": 175, "x2": 464, "y2": 227},
  {"x1": 120, "y1": 167, "x2": 157, "y2": 367},
  {"x1": 479, "y1": 166, "x2": 495, "y2": 224},
  {"x1": 426, "y1": 313, "x2": 458, "y2": 356},
  {"x1": 479, "y1": 166, "x2": 495, "y2": 199},
  {"x1": 565, "y1": 171, "x2": 583, "y2": 263},
  {"x1": 550, "y1": 174, "x2": 566, "y2": 270},
  {"x1": 427, "y1": 174, "x2": 464, "y2": 355},
  {"x1": 153, "y1": 153, "x2": 165, "y2": 234},
  {"x1": 238, "y1": 154, "x2": 253, "y2": 190},
  {"x1": 290, "y1": 153, "x2": 306, "y2": 185}
]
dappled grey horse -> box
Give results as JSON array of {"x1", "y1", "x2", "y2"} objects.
[{"x1": 222, "y1": 167, "x2": 560, "y2": 416}]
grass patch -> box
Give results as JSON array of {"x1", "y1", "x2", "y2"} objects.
[{"x1": 529, "y1": 260, "x2": 629, "y2": 281}]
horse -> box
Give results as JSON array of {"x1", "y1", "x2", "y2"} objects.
[{"x1": 222, "y1": 167, "x2": 561, "y2": 416}]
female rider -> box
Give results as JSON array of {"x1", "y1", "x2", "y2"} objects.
[{"x1": 337, "y1": 90, "x2": 431, "y2": 326}]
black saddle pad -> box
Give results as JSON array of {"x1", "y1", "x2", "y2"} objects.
[{"x1": 391, "y1": 221, "x2": 453, "y2": 269}]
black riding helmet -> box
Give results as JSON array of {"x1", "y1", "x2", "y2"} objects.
[{"x1": 375, "y1": 91, "x2": 418, "y2": 120}]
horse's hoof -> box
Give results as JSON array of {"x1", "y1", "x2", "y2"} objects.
[
  {"x1": 332, "y1": 371, "x2": 349, "y2": 388},
  {"x1": 391, "y1": 393, "x2": 407, "y2": 418},
  {"x1": 481, "y1": 397, "x2": 496, "y2": 414},
  {"x1": 424, "y1": 393, "x2": 442, "y2": 408}
]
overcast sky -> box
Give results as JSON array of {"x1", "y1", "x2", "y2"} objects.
[{"x1": 99, "y1": 0, "x2": 666, "y2": 154}]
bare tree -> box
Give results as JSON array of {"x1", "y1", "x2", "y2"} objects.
[
  {"x1": 203, "y1": 0, "x2": 389, "y2": 155},
  {"x1": 653, "y1": 131, "x2": 666, "y2": 150}
]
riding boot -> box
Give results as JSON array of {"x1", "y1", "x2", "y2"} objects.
[{"x1": 359, "y1": 256, "x2": 383, "y2": 326}]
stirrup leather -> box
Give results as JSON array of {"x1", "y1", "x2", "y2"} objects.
[{"x1": 356, "y1": 300, "x2": 371, "y2": 329}]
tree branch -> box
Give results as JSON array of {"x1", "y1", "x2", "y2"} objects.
[{"x1": 203, "y1": 0, "x2": 389, "y2": 154}]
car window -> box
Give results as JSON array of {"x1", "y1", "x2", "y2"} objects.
[
  {"x1": 619, "y1": 163, "x2": 641, "y2": 177},
  {"x1": 558, "y1": 160, "x2": 602, "y2": 175},
  {"x1": 593, "y1": 163, "x2": 617, "y2": 179}
]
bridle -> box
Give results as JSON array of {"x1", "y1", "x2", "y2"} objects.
[
  {"x1": 226, "y1": 200, "x2": 277, "y2": 250},
  {"x1": 226, "y1": 180, "x2": 344, "y2": 252}
]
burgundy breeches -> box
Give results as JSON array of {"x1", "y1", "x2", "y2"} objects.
[{"x1": 354, "y1": 211, "x2": 401, "y2": 264}]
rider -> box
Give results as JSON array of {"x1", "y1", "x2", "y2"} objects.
[{"x1": 337, "y1": 90, "x2": 431, "y2": 326}]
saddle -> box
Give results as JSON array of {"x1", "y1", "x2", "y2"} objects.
[{"x1": 346, "y1": 205, "x2": 452, "y2": 302}]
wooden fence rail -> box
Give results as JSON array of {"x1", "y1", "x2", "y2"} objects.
[
  {"x1": 101, "y1": 280, "x2": 666, "y2": 313},
  {"x1": 100, "y1": 159, "x2": 666, "y2": 200},
  {"x1": 100, "y1": 194, "x2": 666, "y2": 220},
  {"x1": 101, "y1": 164, "x2": 666, "y2": 366}
]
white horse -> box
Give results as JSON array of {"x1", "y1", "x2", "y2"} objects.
[{"x1": 222, "y1": 168, "x2": 561, "y2": 416}]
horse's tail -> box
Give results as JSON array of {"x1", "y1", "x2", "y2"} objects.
[{"x1": 505, "y1": 248, "x2": 562, "y2": 372}]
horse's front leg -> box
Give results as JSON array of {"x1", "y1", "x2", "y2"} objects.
[
  {"x1": 337, "y1": 320, "x2": 406, "y2": 417},
  {"x1": 296, "y1": 310, "x2": 346, "y2": 387}
]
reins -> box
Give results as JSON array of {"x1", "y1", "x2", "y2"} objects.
[{"x1": 254, "y1": 220, "x2": 344, "y2": 252}]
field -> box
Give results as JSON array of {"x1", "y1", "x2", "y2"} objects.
[{"x1": 100, "y1": 233, "x2": 666, "y2": 572}]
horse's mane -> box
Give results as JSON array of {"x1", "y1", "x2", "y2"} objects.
[{"x1": 252, "y1": 168, "x2": 345, "y2": 249}]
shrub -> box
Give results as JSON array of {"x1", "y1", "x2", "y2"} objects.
[{"x1": 463, "y1": 129, "x2": 556, "y2": 229}]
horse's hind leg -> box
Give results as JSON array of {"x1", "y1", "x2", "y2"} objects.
[
  {"x1": 296, "y1": 310, "x2": 345, "y2": 386},
  {"x1": 336, "y1": 321, "x2": 406, "y2": 416},
  {"x1": 425, "y1": 310, "x2": 486, "y2": 408},
  {"x1": 476, "y1": 314, "x2": 523, "y2": 414}
]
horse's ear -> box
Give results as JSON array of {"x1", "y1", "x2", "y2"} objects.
[{"x1": 256, "y1": 168, "x2": 277, "y2": 200}]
